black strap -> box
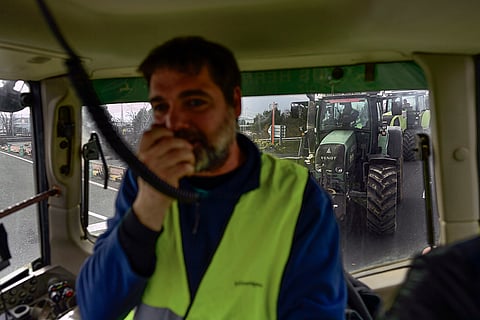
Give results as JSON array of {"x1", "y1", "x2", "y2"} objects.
[{"x1": 345, "y1": 271, "x2": 375, "y2": 320}]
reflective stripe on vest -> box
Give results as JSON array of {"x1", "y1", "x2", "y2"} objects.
[{"x1": 128, "y1": 153, "x2": 308, "y2": 320}]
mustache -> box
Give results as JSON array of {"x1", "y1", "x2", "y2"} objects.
[{"x1": 174, "y1": 128, "x2": 207, "y2": 145}]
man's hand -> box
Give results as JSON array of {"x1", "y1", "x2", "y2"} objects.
[{"x1": 132, "y1": 125, "x2": 196, "y2": 231}]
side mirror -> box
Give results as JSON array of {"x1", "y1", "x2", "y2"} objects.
[{"x1": 0, "y1": 80, "x2": 28, "y2": 113}]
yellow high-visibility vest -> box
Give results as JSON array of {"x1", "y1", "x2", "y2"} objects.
[{"x1": 126, "y1": 153, "x2": 308, "y2": 320}]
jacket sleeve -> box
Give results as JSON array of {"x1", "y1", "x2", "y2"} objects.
[
  {"x1": 76, "y1": 170, "x2": 159, "y2": 320},
  {"x1": 278, "y1": 176, "x2": 347, "y2": 320}
]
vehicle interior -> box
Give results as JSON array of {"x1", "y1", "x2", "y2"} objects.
[{"x1": 0, "y1": 0, "x2": 479, "y2": 318}]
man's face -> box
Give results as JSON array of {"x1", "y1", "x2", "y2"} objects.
[{"x1": 148, "y1": 66, "x2": 241, "y2": 173}]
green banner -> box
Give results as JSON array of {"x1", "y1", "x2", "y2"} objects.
[
  {"x1": 93, "y1": 61, "x2": 427, "y2": 104},
  {"x1": 93, "y1": 77, "x2": 149, "y2": 104},
  {"x1": 241, "y1": 62, "x2": 427, "y2": 96}
]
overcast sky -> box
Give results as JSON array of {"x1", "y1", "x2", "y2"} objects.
[
  {"x1": 103, "y1": 94, "x2": 309, "y2": 122},
  {"x1": 241, "y1": 94, "x2": 308, "y2": 120},
  {"x1": 8, "y1": 94, "x2": 309, "y2": 123}
]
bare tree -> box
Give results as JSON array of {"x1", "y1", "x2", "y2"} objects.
[
  {"x1": 126, "y1": 107, "x2": 152, "y2": 150},
  {"x1": 0, "y1": 112, "x2": 13, "y2": 136}
]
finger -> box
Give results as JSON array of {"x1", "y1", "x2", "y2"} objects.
[
  {"x1": 137, "y1": 137, "x2": 195, "y2": 184},
  {"x1": 141, "y1": 145, "x2": 194, "y2": 173},
  {"x1": 163, "y1": 146, "x2": 196, "y2": 167},
  {"x1": 137, "y1": 125, "x2": 174, "y2": 153},
  {"x1": 138, "y1": 160, "x2": 194, "y2": 190},
  {"x1": 139, "y1": 136, "x2": 194, "y2": 164}
]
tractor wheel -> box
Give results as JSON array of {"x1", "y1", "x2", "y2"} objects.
[
  {"x1": 403, "y1": 129, "x2": 417, "y2": 161},
  {"x1": 387, "y1": 126, "x2": 404, "y2": 202},
  {"x1": 366, "y1": 163, "x2": 398, "y2": 235}
]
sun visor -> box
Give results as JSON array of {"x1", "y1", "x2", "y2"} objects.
[{"x1": 0, "y1": 42, "x2": 81, "y2": 81}]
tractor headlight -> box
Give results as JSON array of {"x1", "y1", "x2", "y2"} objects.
[{"x1": 335, "y1": 167, "x2": 343, "y2": 173}]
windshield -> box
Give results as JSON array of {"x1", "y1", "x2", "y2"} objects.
[
  {"x1": 81, "y1": 87, "x2": 437, "y2": 273},
  {"x1": 318, "y1": 97, "x2": 370, "y2": 131},
  {"x1": 0, "y1": 65, "x2": 437, "y2": 280}
]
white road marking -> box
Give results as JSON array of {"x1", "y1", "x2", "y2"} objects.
[
  {"x1": 87, "y1": 221, "x2": 108, "y2": 233},
  {"x1": 2, "y1": 150, "x2": 120, "y2": 229},
  {"x1": 0, "y1": 150, "x2": 33, "y2": 163}
]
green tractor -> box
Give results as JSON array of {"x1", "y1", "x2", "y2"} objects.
[
  {"x1": 292, "y1": 93, "x2": 403, "y2": 235},
  {"x1": 381, "y1": 90, "x2": 430, "y2": 161}
]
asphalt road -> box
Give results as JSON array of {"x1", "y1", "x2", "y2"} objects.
[
  {"x1": 0, "y1": 151, "x2": 121, "y2": 279},
  {"x1": 0, "y1": 151, "x2": 39, "y2": 278},
  {"x1": 341, "y1": 159, "x2": 440, "y2": 272}
]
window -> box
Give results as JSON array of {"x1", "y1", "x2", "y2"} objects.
[
  {"x1": 242, "y1": 90, "x2": 436, "y2": 272},
  {"x1": 81, "y1": 103, "x2": 152, "y2": 237},
  {"x1": 0, "y1": 80, "x2": 40, "y2": 278},
  {"x1": 86, "y1": 62, "x2": 438, "y2": 272}
]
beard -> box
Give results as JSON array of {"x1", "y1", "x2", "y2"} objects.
[{"x1": 174, "y1": 109, "x2": 237, "y2": 173}]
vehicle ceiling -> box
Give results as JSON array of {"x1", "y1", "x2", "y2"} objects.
[{"x1": 0, "y1": 0, "x2": 479, "y2": 81}]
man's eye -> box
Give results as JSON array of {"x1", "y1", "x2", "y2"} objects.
[
  {"x1": 186, "y1": 99, "x2": 206, "y2": 108},
  {"x1": 152, "y1": 104, "x2": 168, "y2": 113}
]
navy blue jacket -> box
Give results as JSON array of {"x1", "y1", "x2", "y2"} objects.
[{"x1": 76, "y1": 134, "x2": 346, "y2": 319}]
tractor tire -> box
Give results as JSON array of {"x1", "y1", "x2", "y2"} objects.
[
  {"x1": 387, "y1": 126, "x2": 404, "y2": 202},
  {"x1": 403, "y1": 129, "x2": 418, "y2": 161},
  {"x1": 366, "y1": 163, "x2": 398, "y2": 235}
]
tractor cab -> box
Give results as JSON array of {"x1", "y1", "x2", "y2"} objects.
[
  {"x1": 381, "y1": 90, "x2": 429, "y2": 160},
  {"x1": 294, "y1": 92, "x2": 404, "y2": 234},
  {"x1": 314, "y1": 95, "x2": 380, "y2": 179},
  {"x1": 317, "y1": 97, "x2": 369, "y2": 131}
]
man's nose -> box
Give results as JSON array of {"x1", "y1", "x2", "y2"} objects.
[{"x1": 162, "y1": 106, "x2": 187, "y2": 130}]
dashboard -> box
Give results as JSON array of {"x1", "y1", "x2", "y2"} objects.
[{"x1": 0, "y1": 265, "x2": 78, "y2": 320}]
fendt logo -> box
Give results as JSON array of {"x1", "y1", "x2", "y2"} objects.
[
  {"x1": 321, "y1": 147, "x2": 336, "y2": 161},
  {"x1": 321, "y1": 156, "x2": 337, "y2": 161}
]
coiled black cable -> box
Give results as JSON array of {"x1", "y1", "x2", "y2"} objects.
[{"x1": 35, "y1": 0, "x2": 199, "y2": 203}]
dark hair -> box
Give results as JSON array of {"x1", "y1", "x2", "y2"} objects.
[{"x1": 138, "y1": 36, "x2": 241, "y2": 106}]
